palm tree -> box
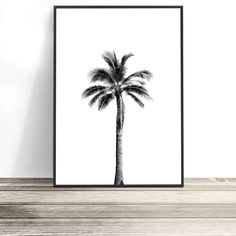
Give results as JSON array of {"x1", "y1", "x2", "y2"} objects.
[{"x1": 82, "y1": 51, "x2": 152, "y2": 185}]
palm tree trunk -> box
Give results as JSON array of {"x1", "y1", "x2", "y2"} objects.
[{"x1": 114, "y1": 94, "x2": 124, "y2": 185}]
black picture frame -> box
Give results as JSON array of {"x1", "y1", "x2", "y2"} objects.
[{"x1": 53, "y1": 5, "x2": 184, "y2": 188}]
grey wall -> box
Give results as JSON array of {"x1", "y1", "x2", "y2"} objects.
[{"x1": 0, "y1": 1, "x2": 53, "y2": 177}]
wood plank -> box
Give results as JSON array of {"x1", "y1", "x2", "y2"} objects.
[
  {"x1": 1, "y1": 204, "x2": 236, "y2": 218},
  {"x1": 0, "y1": 190, "x2": 236, "y2": 204},
  {"x1": 0, "y1": 218, "x2": 236, "y2": 235},
  {"x1": 0, "y1": 178, "x2": 52, "y2": 184},
  {"x1": 0, "y1": 179, "x2": 236, "y2": 235},
  {"x1": 1, "y1": 178, "x2": 236, "y2": 190}
]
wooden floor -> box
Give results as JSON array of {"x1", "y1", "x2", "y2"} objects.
[{"x1": 0, "y1": 179, "x2": 236, "y2": 235}]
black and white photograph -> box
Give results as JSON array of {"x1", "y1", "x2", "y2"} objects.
[{"x1": 54, "y1": 6, "x2": 183, "y2": 186}]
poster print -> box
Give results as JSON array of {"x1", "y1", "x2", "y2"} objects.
[{"x1": 54, "y1": 6, "x2": 183, "y2": 187}]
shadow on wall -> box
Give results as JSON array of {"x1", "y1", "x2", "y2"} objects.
[{"x1": 13, "y1": 12, "x2": 53, "y2": 177}]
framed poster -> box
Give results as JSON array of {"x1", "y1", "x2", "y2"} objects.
[{"x1": 54, "y1": 6, "x2": 183, "y2": 187}]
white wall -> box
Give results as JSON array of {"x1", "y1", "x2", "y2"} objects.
[{"x1": 0, "y1": 0, "x2": 236, "y2": 178}]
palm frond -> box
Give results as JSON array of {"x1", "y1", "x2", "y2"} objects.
[
  {"x1": 89, "y1": 68, "x2": 115, "y2": 85},
  {"x1": 98, "y1": 93, "x2": 115, "y2": 110},
  {"x1": 102, "y1": 51, "x2": 119, "y2": 71},
  {"x1": 122, "y1": 80, "x2": 145, "y2": 87},
  {"x1": 112, "y1": 51, "x2": 119, "y2": 68},
  {"x1": 120, "y1": 53, "x2": 134, "y2": 68},
  {"x1": 122, "y1": 70, "x2": 152, "y2": 84},
  {"x1": 122, "y1": 85, "x2": 151, "y2": 100},
  {"x1": 117, "y1": 53, "x2": 134, "y2": 82},
  {"x1": 126, "y1": 92, "x2": 144, "y2": 108},
  {"x1": 88, "y1": 90, "x2": 107, "y2": 107},
  {"x1": 82, "y1": 85, "x2": 107, "y2": 98}
]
